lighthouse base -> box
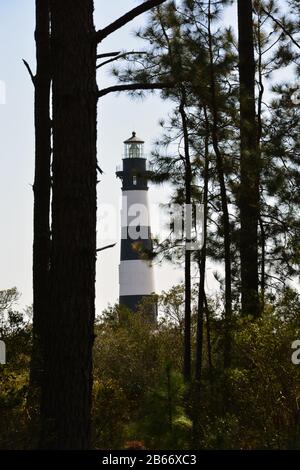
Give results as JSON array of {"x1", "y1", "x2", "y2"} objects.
[{"x1": 119, "y1": 295, "x2": 157, "y2": 323}]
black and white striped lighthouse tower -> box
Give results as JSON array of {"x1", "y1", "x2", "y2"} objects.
[{"x1": 116, "y1": 132, "x2": 157, "y2": 320}]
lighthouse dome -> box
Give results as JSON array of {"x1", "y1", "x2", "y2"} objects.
[
  {"x1": 123, "y1": 131, "x2": 144, "y2": 144},
  {"x1": 124, "y1": 131, "x2": 145, "y2": 159}
]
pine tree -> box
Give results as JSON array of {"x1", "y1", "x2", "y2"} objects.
[
  {"x1": 40, "y1": 0, "x2": 98, "y2": 449},
  {"x1": 237, "y1": 0, "x2": 260, "y2": 317},
  {"x1": 37, "y1": 0, "x2": 170, "y2": 449},
  {"x1": 29, "y1": 0, "x2": 51, "y2": 395}
]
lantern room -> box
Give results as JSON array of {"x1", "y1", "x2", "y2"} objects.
[{"x1": 124, "y1": 131, "x2": 145, "y2": 159}]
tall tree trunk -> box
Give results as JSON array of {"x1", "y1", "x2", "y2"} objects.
[
  {"x1": 157, "y1": 12, "x2": 192, "y2": 383},
  {"x1": 179, "y1": 92, "x2": 192, "y2": 384},
  {"x1": 30, "y1": 0, "x2": 51, "y2": 395},
  {"x1": 237, "y1": 0, "x2": 260, "y2": 317},
  {"x1": 195, "y1": 106, "x2": 209, "y2": 382},
  {"x1": 40, "y1": 0, "x2": 97, "y2": 449},
  {"x1": 204, "y1": 294, "x2": 213, "y2": 376},
  {"x1": 192, "y1": 112, "x2": 209, "y2": 447},
  {"x1": 256, "y1": 9, "x2": 265, "y2": 311},
  {"x1": 207, "y1": 3, "x2": 232, "y2": 369},
  {"x1": 259, "y1": 215, "x2": 266, "y2": 307}
]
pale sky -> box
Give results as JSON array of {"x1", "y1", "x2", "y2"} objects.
[{"x1": 0, "y1": 0, "x2": 194, "y2": 314}]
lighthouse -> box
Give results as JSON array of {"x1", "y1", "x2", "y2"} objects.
[{"x1": 116, "y1": 132, "x2": 157, "y2": 321}]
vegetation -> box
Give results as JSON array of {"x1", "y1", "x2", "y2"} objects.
[{"x1": 1, "y1": 286, "x2": 300, "y2": 449}]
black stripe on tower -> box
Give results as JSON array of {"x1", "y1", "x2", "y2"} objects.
[
  {"x1": 116, "y1": 157, "x2": 152, "y2": 191},
  {"x1": 121, "y1": 226, "x2": 152, "y2": 261},
  {"x1": 119, "y1": 295, "x2": 157, "y2": 322}
]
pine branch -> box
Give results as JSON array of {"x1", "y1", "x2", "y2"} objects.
[
  {"x1": 22, "y1": 59, "x2": 36, "y2": 85},
  {"x1": 95, "y1": 0, "x2": 168, "y2": 43},
  {"x1": 98, "y1": 82, "x2": 173, "y2": 98},
  {"x1": 97, "y1": 52, "x2": 121, "y2": 59},
  {"x1": 97, "y1": 51, "x2": 148, "y2": 69},
  {"x1": 260, "y1": 7, "x2": 300, "y2": 50},
  {"x1": 96, "y1": 243, "x2": 116, "y2": 253}
]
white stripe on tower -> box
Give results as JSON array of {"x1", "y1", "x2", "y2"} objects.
[
  {"x1": 121, "y1": 190, "x2": 151, "y2": 227},
  {"x1": 119, "y1": 260, "x2": 155, "y2": 296}
]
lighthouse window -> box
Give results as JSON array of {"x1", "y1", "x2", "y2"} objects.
[
  {"x1": 129, "y1": 143, "x2": 140, "y2": 158},
  {"x1": 133, "y1": 176, "x2": 137, "y2": 186}
]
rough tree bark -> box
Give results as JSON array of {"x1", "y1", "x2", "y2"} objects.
[
  {"x1": 40, "y1": 0, "x2": 97, "y2": 449},
  {"x1": 237, "y1": 0, "x2": 260, "y2": 317},
  {"x1": 29, "y1": 0, "x2": 51, "y2": 393}
]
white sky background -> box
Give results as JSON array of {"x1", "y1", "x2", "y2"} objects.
[{"x1": 2, "y1": 1, "x2": 292, "y2": 315}]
